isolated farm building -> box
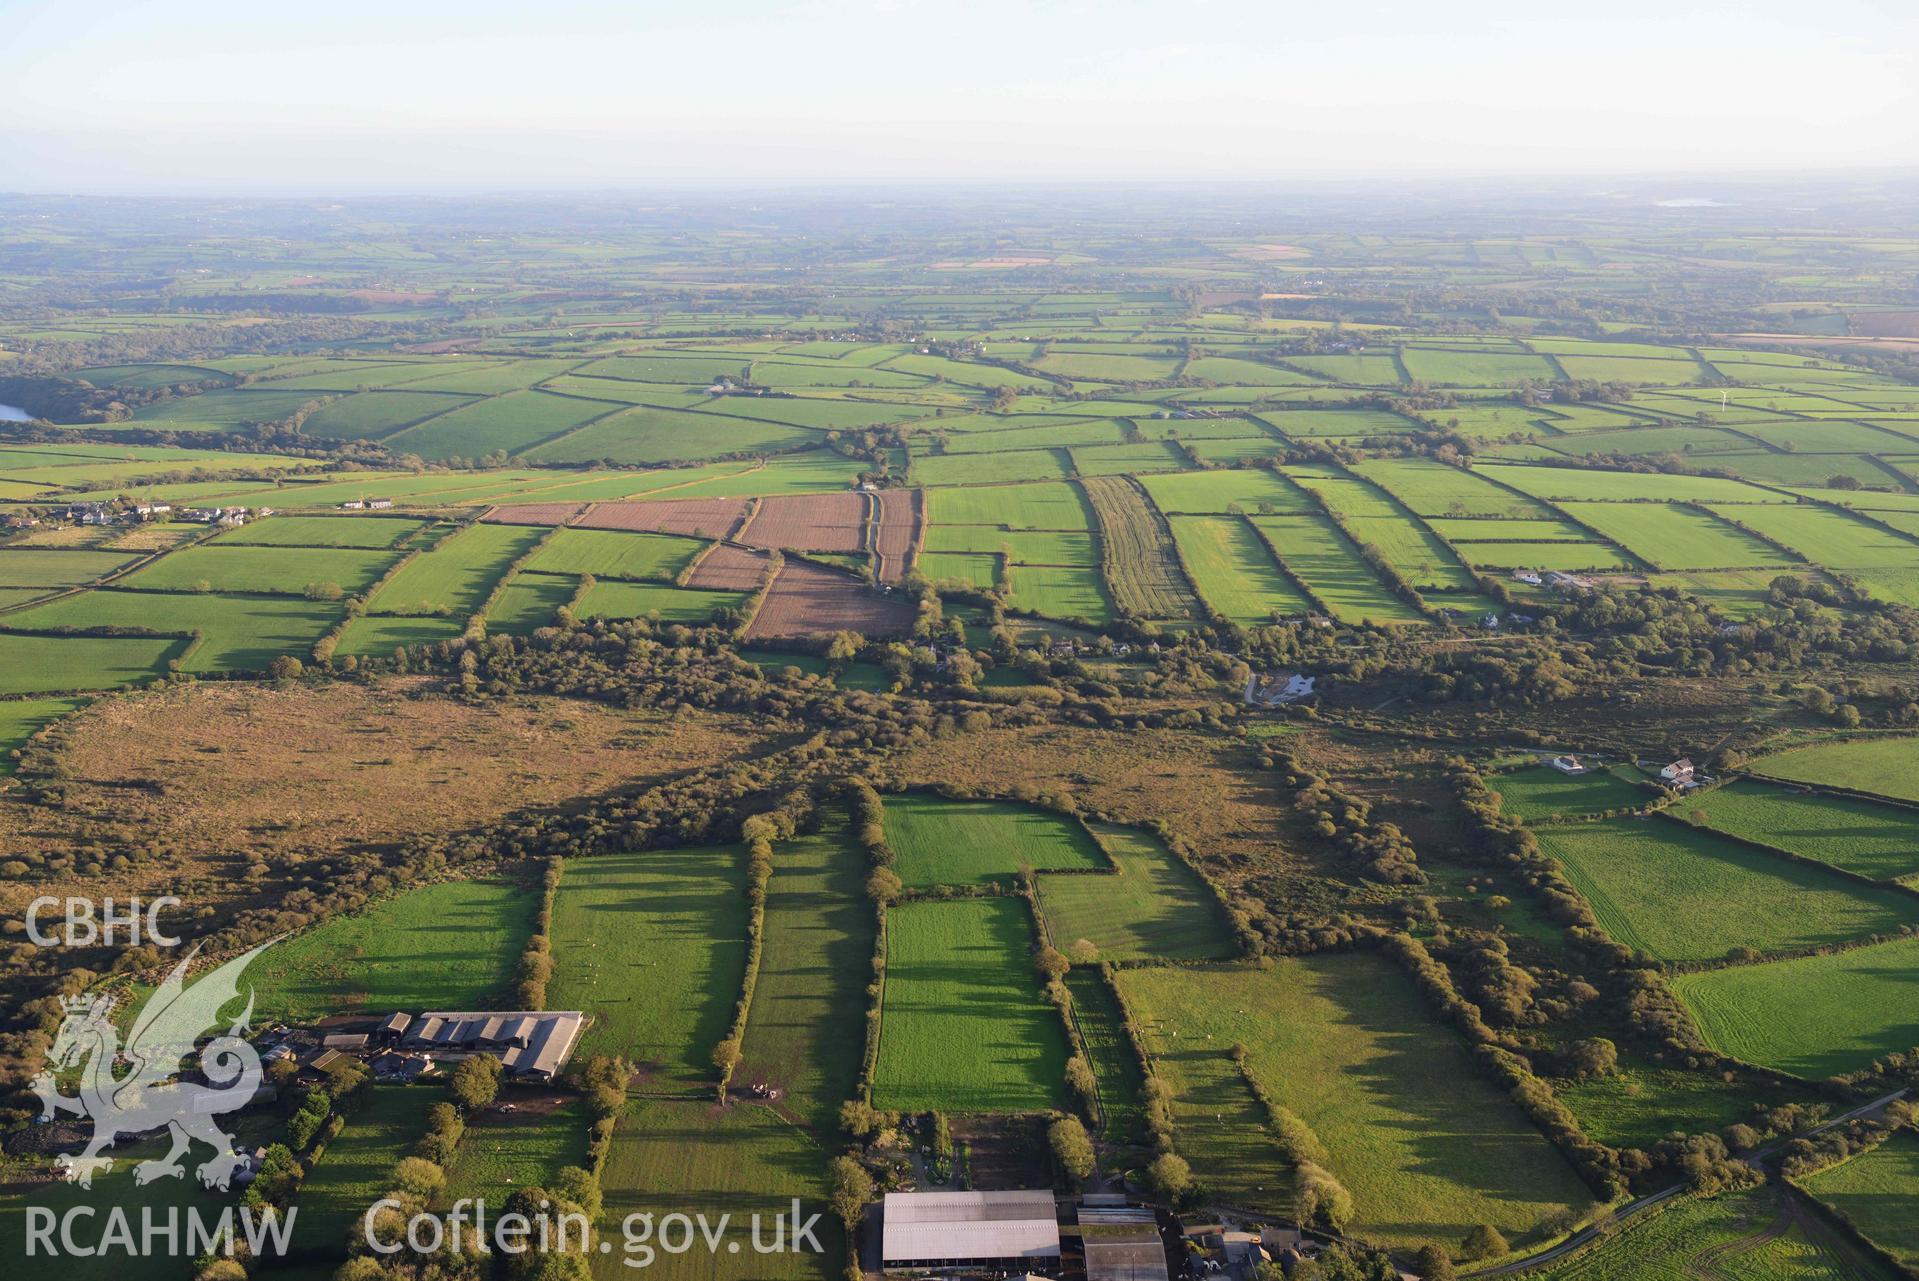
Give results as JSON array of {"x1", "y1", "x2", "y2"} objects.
[
  {"x1": 1512, "y1": 570, "x2": 1543, "y2": 586},
  {"x1": 340, "y1": 499, "x2": 366, "y2": 511},
  {"x1": 881, "y1": 1190, "x2": 1062, "y2": 1272},
  {"x1": 401, "y1": 1010, "x2": 586, "y2": 1082},
  {"x1": 1548, "y1": 754, "x2": 1585, "y2": 774},
  {"x1": 1659, "y1": 758, "x2": 1696, "y2": 785},
  {"x1": 1245, "y1": 673, "x2": 1315, "y2": 707}
]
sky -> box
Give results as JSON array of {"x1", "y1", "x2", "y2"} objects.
[{"x1": 3, "y1": 0, "x2": 1917, "y2": 195}]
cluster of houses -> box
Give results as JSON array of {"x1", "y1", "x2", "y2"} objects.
[
  {"x1": 338, "y1": 497, "x2": 396, "y2": 511},
  {"x1": 258, "y1": 1009, "x2": 586, "y2": 1086},
  {"x1": 1546, "y1": 753, "x2": 1708, "y2": 791},
  {"x1": 4, "y1": 502, "x2": 266, "y2": 532},
  {"x1": 181, "y1": 505, "x2": 257, "y2": 526}
]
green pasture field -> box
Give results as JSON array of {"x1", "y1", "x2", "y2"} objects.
[
  {"x1": 1183, "y1": 354, "x2": 1321, "y2": 385},
  {"x1": 1262, "y1": 408, "x2": 1418, "y2": 439},
  {"x1": 0, "y1": 548, "x2": 138, "y2": 587},
  {"x1": 484, "y1": 573, "x2": 574, "y2": 635},
  {"x1": 1800, "y1": 1129, "x2": 1919, "y2": 1266},
  {"x1": 1250, "y1": 515, "x2": 1427, "y2": 624},
  {"x1": 916, "y1": 552, "x2": 997, "y2": 588},
  {"x1": 1399, "y1": 347, "x2": 1559, "y2": 385},
  {"x1": 1423, "y1": 517, "x2": 1588, "y2": 540},
  {"x1": 521, "y1": 528, "x2": 702, "y2": 580},
  {"x1": 596, "y1": 1099, "x2": 837, "y2": 1281},
  {"x1": 334, "y1": 612, "x2": 467, "y2": 659},
  {"x1": 1062, "y1": 967, "x2": 1148, "y2": 1143},
  {"x1": 547, "y1": 843, "x2": 749, "y2": 1082},
  {"x1": 118, "y1": 544, "x2": 399, "y2": 595},
  {"x1": 1035, "y1": 821, "x2": 1232, "y2": 962},
  {"x1": 1454, "y1": 541, "x2": 1632, "y2": 572},
  {"x1": 290, "y1": 1086, "x2": 443, "y2": 1256},
  {"x1": 1284, "y1": 353, "x2": 1406, "y2": 384},
  {"x1": 1169, "y1": 514, "x2": 1313, "y2": 624},
  {"x1": 1184, "y1": 435, "x2": 1289, "y2": 464},
  {"x1": 1752, "y1": 736, "x2": 1919, "y2": 804},
  {"x1": 913, "y1": 449, "x2": 1071, "y2": 486},
  {"x1": 382, "y1": 390, "x2": 616, "y2": 460},
  {"x1": 872, "y1": 898, "x2": 1069, "y2": 1113},
  {"x1": 1477, "y1": 464, "x2": 1788, "y2": 504},
  {"x1": 5, "y1": 590, "x2": 338, "y2": 673},
  {"x1": 749, "y1": 359, "x2": 925, "y2": 389},
  {"x1": 1032, "y1": 351, "x2": 1180, "y2": 381},
  {"x1": 384, "y1": 357, "x2": 581, "y2": 395},
  {"x1": 882, "y1": 793, "x2": 1111, "y2": 889},
  {"x1": 1558, "y1": 1054, "x2": 1789, "y2": 1150},
  {"x1": 925, "y1": 481, "x2": 1094, "y2": 530},
  {"x1": 1534, "y1": 1184, "x2": 1884, "y2": 1281},
  {"x1": 1119, "y1": 953, "x2": 1599, "y2": 1254},
  {"x1": 1006, "y1": 562, "x2": 1112, "y2": 623},
  {"x1": 574, "y1": 580, "x2": 748, "y2": 623},
  {"x1": 1673, "y1": 935, "x2": 1919, "y2": 1079},
  {"x1": 634, "y1": 452, "x2": 870, "y2": 499},
  {"x1": 736, "y1": 815, "x2": 874, "y2": 1131},
  {"x1": 299, "y1": 390, "x2": 478, "y2": 440},
  {"x1": 1342, "y1": 515, "x2": 1482, "y2": 592},
  {"x1": 1351, "y1": 457, "x2": 1556, "y2": 518},
  {"x1": 1649, "y1": 568, "x2": 1810, "y2": 616},
  {"x1": 0, "y1": 632, "x2": 176, "y2": 692},
  {"x1": 576, "y1": 354, "x2": 744, "y2": 383},
  {"x1": 1689, "y1": 779, "x2": 1919, "y2": 881},
  {"x1": 1488, "y1": 764, "x2": 1650, "y2": 821},
  {"x1": 443, "y1": 1102, "x2": 590, "y2": 1207},
  {"x1": 248, "y1": 878, "x2": 535, "y2": 1021},
  {"x1": 130, "y1": 387, "x2": 332, "y2": 427},
  {"x1": 1071, "y1": 441, "x2": 1187, "y2": 475},
  {"x1": 705, "y1": 397, "x2": 937, "y2": 432},
  {"x1": 522, "y1": 405, "x2": 820, "y2": 465},
  {"x1": 1533, "y1": 819, "x2": 1919, "y2": 964},
  {"x1": 1558, "y1": 503, "x2": 1799, "y2": 571},
  {"x1": 0, "y1": 695, "x2": 84, "y2": 772},
  {"x1": 922, "y1": 525, "x2": 1098, "y2": 564},
  {"x1": 1137, "y1": 467, "x2": 1310, "y2": 514},
  {"x1": 1550, "y1": 354, "x2": 1705, "y2": 385},
  {"x1": 72, "y1": 361, "x2": 233, "y2": 389},
  {"x1": 940, "y1": 420, "x2": 1125, "y2": 453},
  {"x1": 1711, "y1": 452, "x2": 1910, "y2": 490},
  {"x1": 1284, "y1": 468, "x2": 1403, "y2": 519},
  {"x1": 1704, "y1": 502, "x2": 1919, "y2": 573},
  {"x1": 213, "y1": 514, "x2": 431, "y2": 548},
  {"x1": 366, "y1": 522, "x2": 544, "y2": 615}
]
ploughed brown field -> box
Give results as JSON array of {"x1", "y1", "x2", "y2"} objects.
[
  {"x1": 738, "y1": 492, "x2": 867, "y2": 553},
  {"x1": 872, "y1": 488, "x2": 921, "y2": 583},
  {"x1": 744, "y1": 559, "x2": 914, "y2": 638},
  {"x1": 684, "y1": 542, "x2": 769, "y2": 590},
  {"x1": 480, "y1": 502, "x2": 584, "y2": 526},
  {"x1": 576, "y1": 497, "x2": 751, "y2": 538}
]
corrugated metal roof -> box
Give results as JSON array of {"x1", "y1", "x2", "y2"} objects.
[{"x1": 881, "y1": 1191, "x2": 1060, "y2": 1263}]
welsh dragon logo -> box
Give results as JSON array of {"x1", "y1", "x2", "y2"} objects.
[{"x1": 31, "y1": 940, "x2": 277, "y2": 1190}]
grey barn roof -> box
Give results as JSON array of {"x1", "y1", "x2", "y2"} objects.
[{"x1": 881, "y1": 1190, "x2": 1060, "y2": 1264}]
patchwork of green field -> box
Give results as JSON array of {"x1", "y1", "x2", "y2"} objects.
[
  {"x1": 118, "y1": 543, "x2": 399, "y2": 595},
  {"x1": 519, "y1": 528, "x2": 702, "y2": 580},
  {"x1": 299, "y1": 390, "x2": 480, "y2": 441},
  {"x1": 1489, "y1": 764, "x2": 1650, "y2": 821},
  {"x1": 916, "y1": 552, "x2": 997, "y2": 587},
  {"x1": 444, "y1": 1101, "x2": 590, "y2": 1206},
  {"x1": 1262, "y1": 407, "x2": 1418, "y2": 438},
  {"x1": 6, "y1": 589, "x2": 338, "y2": 672},
  {"x1": 914, "y1": 448, "x2": 1071, "y2": 486},
  {"x1": 882, "y1": 793, "x2": 1110, "y2": 888},
  {"x1": 1550, "y1": 354, "x2": 1705, "y2": 385},
  {"x1": 213, "y1": 514, "x2": 431, "y2": 548},
  {"x1": 248, "y1": 878, "x2": 535, "y2": 1021},
  {"x1": 922, "y1": 525, "x2": 1098, "y2": 564},
  {"x1": 1687, "y1": 779, "x2": 1919, "y2": 881},
  {"x1": 1005, "y1": 562, "x2": 1111, "y2": 622},
  {"x1": 130, "y1": 387, "x2": 336, "y2": 427},
  {"x1": 873, "y1": 898, "x2": 1069, "y2": 1113},
  {"x1": 1032, "y1": 351, "x2": 1180, "y2": 381},
  {"x1": 1454, "y1": 540, "x2": 1633, "y2": 572},
  {"x1": 1673, "y1": 935, "x2": 1919, "y2": 1078},
  {"x1": 1071, "y1": 441, "x2": 1187, "y2": 475},
  {"x1": 1534, "y1": 1184, "x2": 1884, "y2": 1281},
  {"x1": 1341, "y1": 514, "x2": 1484, "y2": 593},
  {"x1": 0, "y1": 695, "x2": 84, "y2": 772},
  {"x1": 381, "y1": 390, "x2": 618, "y2": 460},
  {"x1": 574, "y1": 579, "x2": 749, "y2": 623},
  {"x1": 1532, "y1": 819, "x2": 1919, "y2": 964},
  {"x1": 547, "y1": 843, "x2": 749, "y2": 1081},
  {"x1": 1477, "y1": 464, "x2": 1788, "y2": 504},
  {"x1": 1399, "y1": 347, "x2": 1560, "y2": 385},
  {"x1": 1136, "y1": 466, "x2": 1309, "y2": 514},
  {"x1": 596, "y1": 1099, "x2": 837, "y2": 1281},
  {"x1": 923, "y1": 480, "x2": 1093, "y2": 529},
  {"x1": 1250, "y1": 515, "x2": 1427, "y2": 623},
  {"x1": 1183, "y1": 355, "x2": 1321, "y2": 385},
  {"x1": 1800, "y1": 1129, "x2": 1919, "y2": 1267},
  {"x1": 1169, "y1": 513, "x2": 1313, "y2": 624},
  {"x1": 1557, "y1": 1055, "x2": 1789, "y2": 1151},
  {"x1": 1423, "y1": 517, "x2": 1589, "y2": 540},
  {"x1": 0, "y1": 547, "x2": 139, "y2": 587},
  {"x1": 524, "y1": 405, "x2": 822, "y2": 465},
  {"x1": 335, "y1": 612, "x2": 467, "y2": 659},
  {"x1": 1119, "y1": 954, "x2": 1599, "y2": 1254},
  {"x1": 1350, "y1": 457, "x2": 1556, "y2": 518},
  {"x1": 290, "y1": 1086, "x2": 442, "y2": 1256},
  {"x1": 1751, "y1": 736, "x2": 1919, "y2": 804},
  {"x1": 366, "y1": 521, "x2": 544, "y2": 615},
  {"x1": 1035, "y1": 821, "x2": 1232, "y2": 962},
  {"x1": 0, "y1": 631, "x2": 177, "y2": 692},
  {"x1": 1284, "y1": 352, "x2": 1407, "y2": 384},
  {"x1": 484, "y1": 572, "x2": 575, "y2": 634},
  {"x1": 938, "y1": 419, "x2": 1124, "y2": 453},
  {"x1": 1557, "y1": 503, "x2": 1800, "y2": 571},
  {"x1": 736, "y1": 816, "x2": 873, "y2": 1131}
]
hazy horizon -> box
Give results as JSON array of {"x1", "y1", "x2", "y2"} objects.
[{"x1": 5, "y1": 0, "x2": 1916, "y2": 196}]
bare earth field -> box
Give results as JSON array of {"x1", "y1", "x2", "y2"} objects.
[
  {"x1": 481, "y1": 502, "x2": 585, "y2": 526},
  {"x1": 579, "y1": 497, "x2": 750, "y2": 538},
  {"x1": 684, "y1": 541, "x2": 769, "y2": 590},
  {"x1": 739, "y1": 492, "x2": 867, "y2": 553},
  {"x1": 744, "y1": 559, "x2": 914, "y2": 638},
  {"x1": 873, "y1": 488, "x2": 920, "y2": 583}
]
